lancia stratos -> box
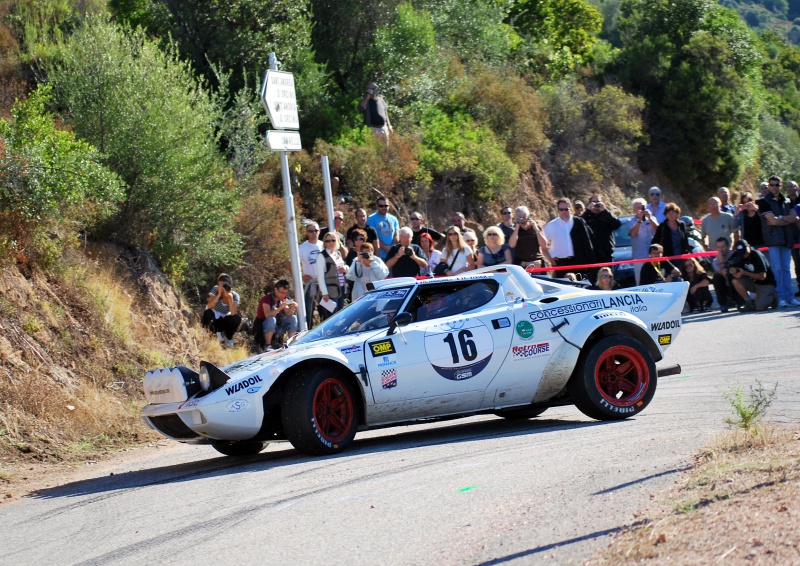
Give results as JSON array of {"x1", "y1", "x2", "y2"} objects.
[{"x1": 140, "y1": 265, "x2": 688, "y2": 457}]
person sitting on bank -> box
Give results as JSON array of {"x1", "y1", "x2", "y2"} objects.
[
  {"x1": 201, "y1": 273, "x2": 242, "y2": 348},
  {"x1": 257, "y1": 279, "x2": 299, "y2": 351}
]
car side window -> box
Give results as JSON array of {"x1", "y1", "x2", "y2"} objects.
[{"x1": 413, "y1": 281, "x2": 499, "y2": 322}]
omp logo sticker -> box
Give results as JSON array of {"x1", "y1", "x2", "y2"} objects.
[
  {"x1": 369, "y1": 339, "x2": 396, "y2": 357},
  {"x1": 658, "y1": 334, "x2": 672, "y2": 345}
]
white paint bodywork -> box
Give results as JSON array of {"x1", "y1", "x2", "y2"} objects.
[{"x1": 140, "y1": 266, "x2": 688, "y2": 443}]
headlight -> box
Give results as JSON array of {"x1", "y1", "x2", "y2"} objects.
[{"x1": 199, "y1": 366, "x2": 211, "y2": 391}]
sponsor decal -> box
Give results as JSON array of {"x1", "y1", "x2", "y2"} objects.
[
  {"x1": 148, "y1": 388, "x2": 171, "y2": 396},
  {"x1": 593, "y1": 312, "x2": 617, "y2": 320},
  {"x1": 247, "y1": 386, "x2": 261, "y2": 394},
  {"x1": 651, "y1": 319, "x2": 681, "y2": 331},
  {"x1": 442, "y1": 320, "x2": 466, "y2": 331},
  {"x1": 658, "y1": 334, "x2": 672, "y2": 346},
  {"x1": 180, "y1": 398, "x2": 200, "y2": 409},
  {"x1": 515, "y1": 320, "x2": 534, "y2": 340},
  {"x1": 381, "y1": 369, "x2": 397, "y2": 389},
  {"x1": 369, "y1": 339, "x2": 396, "y2": 357},
  {"x1": 367, "y1": 288, "x2": 409, "y2": 301},
  {"x1": 512, "y1": 342, "x2": 551, "y2": 360},
  {"x1": 340, "y1": 344, "x2": 362, "y2": 355},
  {"x1": 225, "y1": 399, "x2": 250, "y2": 413},
  {"x1": 224, "y1": 375, "x2": 263, "y2": 396},
  {"x1": 494, "y1": 317, "x2": 510, "y2": 328},
  {"x1": 377, "y1": 356, "x2": 397, "y2": 368},
  {"x1": 599, "y1": 398, "x2": 636, "y2": 414},
  {"x1": 528, "y1": 295, "x2": 644, "y2": 322},
  {"x1": 424, "y1": 319, "x2": 494, "y2": 381}
]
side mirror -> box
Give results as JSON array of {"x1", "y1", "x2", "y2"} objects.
[{"x1": 387, "y1": 311, "x2": 413, "y2": 335}]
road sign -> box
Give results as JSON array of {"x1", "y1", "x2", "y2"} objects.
[
  {"x1": 266, "y1": 130, "x2": 302, "y2": 152},
  {"x1": 260, "y1": 70, "x2": 299, "y2": 130}
]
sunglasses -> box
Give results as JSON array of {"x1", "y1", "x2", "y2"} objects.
[
  {"x1": 355, "y1": 236, "x2": 365, "y2": 241},
  {"x1": 558, "y1": 207, "x2": 570, "y2": 211},
  {"x1": 324, "y1": 239, "x2": 336, "y2": 243},
  {"x1": 411, "y1": 217, "x2": 421, "y2": 221},
  {"x1": 501, "y1": 211, "x2": 512, "y2": 215},
  {"x1": 447, "y1": 232, "x2": 458, "y2": 236},
  {"x1": 601, "y1": 274, "x2": 612, "y2": 279},
  {"x1": 307, "y1": 229, "x2": 319, "y2": 232},
  {"x1": 769, "y1": 183, "x2": 780, "y2": 187},
  {"x1": 487, "y1": 233, "x2": 499, "y2": 237},
  {"x1": 377, "y1": 204, "x2": 389, "y2": 208}
]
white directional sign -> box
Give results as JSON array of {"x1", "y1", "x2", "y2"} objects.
[
  {"x1": 260, "y1": 70, "x2": 299, "y2": 130},
  {"x1": 266, "y1": 130, "x2": 302, "y2": 152}
]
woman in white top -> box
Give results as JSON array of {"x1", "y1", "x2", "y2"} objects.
[
  {"x1": 439, "y1": 226, "x2": 475, "y2": 276},
  {"x1": 419, "y1": 233, "x2": 441, "y2": 276},
  {"x1": 345, "y1": 243, "x2": 389, "y2": 301},
  {"x1": 316, "y1": 232, "x2": 347, "y2": 319}
]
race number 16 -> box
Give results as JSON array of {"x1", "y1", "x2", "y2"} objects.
[{"x1": 442, "y1": 330, "x2": 477, "y2": 364}]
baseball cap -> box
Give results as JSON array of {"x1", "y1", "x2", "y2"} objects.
[
  {"x1": 734, "y1": 239, "x2": 749, "y2": 251},
  {"x1": 648, "y1": 187, "x2": 661, "y2": 195}
]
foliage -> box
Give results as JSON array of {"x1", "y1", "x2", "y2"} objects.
[
  {"x1": 417, "y1": 108, "x2": 518, "y2": 201},
  {"x1": 722, "y1": 379, "x2": 778, "y2": 430},
  {"x1": 509, "y1": 0, "x2": 604, "y2": 76},
  {"x1": 0, "y1": 85, "x2": 123, "y2": 267},
  {"x1": 614, "y1": 0, "x2": 763, "y2": 193},
  {"x1": 46, "y1": 18, "x2": 241, "y2": 283},
  {"x1": 758, "y1": 112, "x2": 800, "y2": 179}
]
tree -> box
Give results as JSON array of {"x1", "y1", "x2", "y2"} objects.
[
  {"x1": 615, "y1": 0, "x2": 763, "y2": 194},
  {"x1": 0, "y1": 85, "x2": 123, "y2": 266},
  {"x1": 46, "y1": 18, "x2": 240, "y2": 282}
]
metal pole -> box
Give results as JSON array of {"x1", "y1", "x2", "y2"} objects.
[
  {"x1": 321, "y1": 156, "x2": 334, "y2": 236},
  {"x1": 270, "y1": 52, "x2": 307, "y2": 331}
]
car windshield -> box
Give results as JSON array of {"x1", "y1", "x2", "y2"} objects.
[
  {"x1": 613, "y1": 216, "x2": 633, "y2": 248},
  {"x1": 294, "y1": 287, "x2": 412, "y2": 345}
]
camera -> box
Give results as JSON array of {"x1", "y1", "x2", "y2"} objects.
[
  {"x1": 404, "y1": 247, "x2": 413, "y2": 256},
  {"x1": 517, "y1": 217, "x2": 525, "y2": 223},
  {"x1": 367, "y1": 89, "x2": 374, "y2": 95},
  {"x1": 223, "y1": 283, "x2": 232, "y2": 292},
  {"x1": 361, "y1": 252, "x2": 371, "y2": 259},
  {"x1": 592, "y1": 202, "x2": 601, "y2": 209}
]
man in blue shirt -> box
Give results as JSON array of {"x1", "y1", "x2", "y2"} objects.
[{"x1": 367, "y1": 195, "x2": 399, "y2": 259}]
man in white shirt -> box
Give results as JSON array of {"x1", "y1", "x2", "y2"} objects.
[
  {"x1": 646, "y1": 186, "x2": 667, "y2": 223},
  {"x1": 541, "y1": 197, "x2": 595, "y2": 278},
  {"x1": 298, "y1": 222, "x2": 323, "y2": 329}
]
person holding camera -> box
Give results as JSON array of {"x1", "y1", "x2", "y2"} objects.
[
  {"x1": 711, "y1": 237, "x2": 742, "y2": 312},
  {"x1": 385, "y1": 227, "x2": 428, "y2": 277},
  {"x1": 256, "y1": 280, "x2": 298, "y2": 352},
  {"x1": 358, "y1": 82, "x2": 392, "y2": 145},
  {"x1": 728, "y1": 239, "x2": 777, "y2": 312},
  {"x1": 627, "y1": 198, "x2": 658, "y2": 285},
  {"x1": 582, "y1": 193, "x2": 621, "y2": 271},
  {"x1": 201, "y1": 273, "x2": 242, "y2": 348},
  {"x1": 346, "y1": 243, "x2": 389, "y2": 301},
  {"x1": 508, "y1": 206, "x2": 547, "y2": 269}
]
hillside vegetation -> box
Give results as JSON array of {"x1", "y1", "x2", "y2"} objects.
[{"x1": 2, "y1": 0, "x2": 800, "y2": 463}]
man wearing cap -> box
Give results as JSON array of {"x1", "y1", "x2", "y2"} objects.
[
  {"x1": 729, "y1": 239, "x2": 777, "y2": 312},
  {"x1": 756, "y1": 175, "x2": 800, "y2": 307},
  {"x1": 646, "y1": 187, "x2": 667, "y2": 223}
]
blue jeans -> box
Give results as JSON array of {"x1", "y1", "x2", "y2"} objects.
[
  {"x1": 768, "y1": 246, "x2": 793, "y2": 301},
  {"x1": 263, "y1": 315, "x2": 298, "y2": 339}
]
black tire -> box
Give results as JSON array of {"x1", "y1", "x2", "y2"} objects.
[
  {"x1": 212, "y1": 441, "x2": 267, "y2": 457},
  {"x1": 568, "y1": 335, "x2": 656, "y2": 421},
  {"x1": 493, "y1": 406, "x2": 548, "y2": 420},
  {"x1": 281, "y1": 369, "x2": 359, "y2": 456}
]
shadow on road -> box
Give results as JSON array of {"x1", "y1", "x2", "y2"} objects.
[{"x1": 26, "y1": 415, "x2": 614, "y2": 502}]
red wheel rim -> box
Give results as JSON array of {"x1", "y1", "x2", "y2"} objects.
[
  {"x1": 313, "y1": 378, "x2": 354, "y2": 443},
  {"x1": 594, "y1": 345, "x2": 649, "y2": 407}
]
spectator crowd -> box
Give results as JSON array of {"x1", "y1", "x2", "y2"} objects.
[{"x1": 202, "y1": 178, "x2": 800, "y2": 351}]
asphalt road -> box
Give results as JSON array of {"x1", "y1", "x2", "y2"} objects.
[{"x1": 2, "y1": 307, "x2": 798, "y2": 566}]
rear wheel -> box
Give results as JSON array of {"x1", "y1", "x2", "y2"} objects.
[
  {"x1": 493, "y1": 406, "x2": 548, "y2": 420},
  {"x1": 281, "y1": 369, "x2": 359, "y2": 456},
  {"x1": 569, "y1": 335, "x2": 656, "y2": 420},
  {"x1": 211, "y1": 441, "x2": 267, "y2": 457}
]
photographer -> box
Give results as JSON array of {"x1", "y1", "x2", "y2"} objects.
[
  {"x1": 509, "y1": 205, "x2": 547, "y2": 268},
  {"x1": 358, "y1": 82, "x2": 392, "y2": 145},
  {"x1": 201, "y1": 273, "x2": 242, "y2": 348},
  {"x1": 711, "y1": 237, "x2": 742, "y2": 313},
  {"x1": 385, "y1": 227, "x2": 428, "y2": 277},
  {"x1": 582, "y1": 192, "x2": 621, "y2": 268},
  {"x1": 728, "y1": 239, "x2": 777, "y2": 312},
  {"x1": 627, "y1": 198, "x2": 658, "y2": 285},
  {"x1": 256, "y1": 280, "x2": 298, "y2": 352},
  {"x1": 346, "y1": 243, "x2": 389, "y2": 301}
]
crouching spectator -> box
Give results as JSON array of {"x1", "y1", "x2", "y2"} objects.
[
  {"x1": 201, "y1": 273, "x2": 242, "y2": 348},
  {"x1": 255, "y1": 280, "x2": 298, "y2": 351},
  {"x1": 729, "y1": 239, "x2": 777, "y2": 312},
  {"x1": 681, "y1": 257, "x2": 713, "y2": 312},
  {"x1": 639, "y1": 244, "x2": 682, "y2": 285},
  {"x1": 711, "y1": 237, "x2": 741, "y2": 312},
  {"x1": 346, "y1": 243, "x2": 389, "y2": 301}
]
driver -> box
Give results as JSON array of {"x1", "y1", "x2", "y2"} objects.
[{"x1": 418, "y1": 291, "x2": 450, "y2": 321}]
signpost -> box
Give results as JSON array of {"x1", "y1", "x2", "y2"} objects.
[{"x1": 260, "y1": 54, "x2": 307, "y2": 331}]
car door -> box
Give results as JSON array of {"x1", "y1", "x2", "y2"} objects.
[{"x1": 364, "y1": 280, "x2": 513, "y2": 424}]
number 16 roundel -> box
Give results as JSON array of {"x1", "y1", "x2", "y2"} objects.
[{"x1": 424, "y1": 319, "x2": 494, "y2": 381}]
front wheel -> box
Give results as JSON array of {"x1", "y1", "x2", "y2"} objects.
[
  {"x1": 281, "y1": 369, "x2": 359, "y2": 456},
  {"x1": 569, "y1": 335, "x2": 656, "y2": 421},
  {"x1": 212, "y1": 441, "x2": 267, "y2": 457}
]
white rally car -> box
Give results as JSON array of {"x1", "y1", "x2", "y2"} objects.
[{"x1": 140, "y1": 266, "x2": 688, "y2": 457}]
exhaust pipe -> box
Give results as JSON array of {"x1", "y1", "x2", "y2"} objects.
[{"x1": 657, "y1": 364, "x2": 682, "y2": 377}]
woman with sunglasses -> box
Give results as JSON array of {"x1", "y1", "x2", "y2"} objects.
[
  {"x1": 438, "y1": 226, "x2": 475, "y2": 276},
  {"x1": 316, "y1": 232, "x2": 347, "y2": 320},
  {"x1": 589, "y1": 266, "x2": 619, "y2": 290},
  {"x1": 680, "y1": 257, "x2": 713, "y2": 312},
  {"x1": 477, "y1": 227, "x2": 512, "y2": 267}
]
